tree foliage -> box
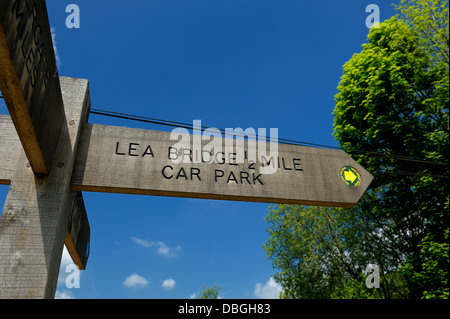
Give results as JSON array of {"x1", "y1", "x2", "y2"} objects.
[
  {"x1": 199, "y1": 284, "x2": 221, "y2": 299},
  {"x1": 265, "y1": 201, "x2": 409, "y2": 299},
  {"x1": 265, "y1": 0, "x2": 448, "y2": 299}
]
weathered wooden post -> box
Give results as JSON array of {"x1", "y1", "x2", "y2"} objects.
[{"x1": 0, "y1": 77, "x2": 90, "y2": 298}]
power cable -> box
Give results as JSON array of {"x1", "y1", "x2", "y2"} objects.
[
  {"x1": 379, "y1": 169, "x2": 449, "y2": 179},
  {"x1": 90, "y1": 108, "x2": 336, "y2": 148},
  {"x1": 89, "y1": 108, "x2": 449, "y2": 179},
  {"x1": 90, "y1": 108, "x2": 449, "y2": 165}
]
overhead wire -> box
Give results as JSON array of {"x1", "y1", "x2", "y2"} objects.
[
  {"x1": 90, "y1": 108, "x2": 448, "y2": 161},
  {"x1": 88, "y1": 108, "x2": 448, "y2": 180},
  {"x1": 90, "y1": 108, "x2": 336, "y2": 148},
  {"x1": 379, "y1": 169, "x2": 449, "y2": 179}
]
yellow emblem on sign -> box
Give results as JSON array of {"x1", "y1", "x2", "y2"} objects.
[{"x1": 340, "y1": 166, "x2": 361, "y2": 187}]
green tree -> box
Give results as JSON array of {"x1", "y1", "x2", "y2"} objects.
[
  {"x1": 333, "y1": 0, "x2": 448, "y2": 299},
  {"x1": 397, "y1": 0, "x2": 449, "y2": 66},
  {"x1": 400, "y1": 229, "x2": 449, "y2": 298},
  {"x1": 199, "y1": 284, "x2": 221, "y2": 299},
  {"x1": 265, "y1": 0, "x2": 448, "y2": 299},
  {"x1": 264, "y1": 202, "x2": 408, "y2": 299}
]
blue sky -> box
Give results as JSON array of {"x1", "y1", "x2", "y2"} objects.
[{"x1": 0, "y1": 0, "x2": 398, "y2": 299}]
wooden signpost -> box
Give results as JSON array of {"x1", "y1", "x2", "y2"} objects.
[
  {"x1": 0, "y1": 0, "x2": 65, "y2": 175},
  {"x1": 0, "y1": 0, "x2": 373, "y2": 298}
]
